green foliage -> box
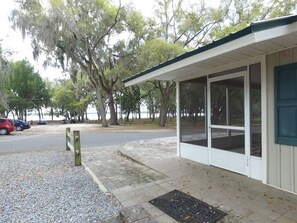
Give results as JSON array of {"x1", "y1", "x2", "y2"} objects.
[
  {"x1": 9, "y1": 0, "x2": 297, "y2": 124},
  {"x1": 5, "y1": 60, "x2": 50, "y2": 116},
  {"x1": 142, "y1": 85, "x2": 160, "y2": 119},
  {"x1": 52, "y1": 80, "x2": 75, "y2": 115},
  {"x1": 0, "y1": 43, "x2": 12, "y2": 109},
  {"x1": 137, "y1": 38, "x2": 185, "y2": 70},
  {"x1": 10, "y1": 0, "x2": 153, "y2": 126},
  {"x1": 136, "y1": 38, "x2": 184, "y2": 125},
  {"x1": 133, "y1": 0, "x2": 223, "y2": 125},
  {"x1": 211, "y1": 0, "x2": 297, "y2": 39},
  {"x1": 51, "y1": 76, "x2": 92, "y2": 119},
  {"x1": 153, "y1": 0, "x2": 223, "y2": 48},
  {"x1": 267, "y1": 0, "x2": 297, "y2": 18},
  {"x1": 180, "y1": 81, "x2": 205, "y2": 118},
  {"x1": 120, "y1": 85, "x2": 141, "y2": 119}
]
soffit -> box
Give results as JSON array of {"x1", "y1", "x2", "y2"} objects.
[{"x1": 154, "y1": 31, "x2": 297, "y2": 81}]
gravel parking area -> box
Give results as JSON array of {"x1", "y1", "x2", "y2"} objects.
[{"x1": 0, "y1": 150, "x2": 121, "y2": 222}]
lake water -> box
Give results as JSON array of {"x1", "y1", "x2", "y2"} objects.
[{"x1": 8, "y1": 111, "x2": 152, "y2": 121}]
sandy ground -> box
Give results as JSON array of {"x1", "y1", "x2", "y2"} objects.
[{"x1": 14, "y1": 122, "x2": 175, "y2": 136}]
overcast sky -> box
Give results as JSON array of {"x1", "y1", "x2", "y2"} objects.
[
  {"x1": 0, "y1": 0, "x2": 156, "y2": 81},
  {"x1": 0, "y1": 1, "x2": 61, "y2": 80},
  {"x1": 0, "y1": 0, "x2": 219, "y2": 81}
]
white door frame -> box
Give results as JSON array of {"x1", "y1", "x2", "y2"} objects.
[{"x1": 207, "y1": 71, "x2": 251, "y2": 176}]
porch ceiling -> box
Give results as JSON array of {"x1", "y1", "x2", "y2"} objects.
[{"x1": 124, "y1": 15, "x2": 297, "y2": 86}]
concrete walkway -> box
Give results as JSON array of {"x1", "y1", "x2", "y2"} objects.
[{"x1": 83, "y1": 137, "x2": 297, "y2": 223}]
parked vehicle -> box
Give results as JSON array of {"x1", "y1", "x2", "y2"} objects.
[
  {"x1": 37, "y1": 119, "x2": 47, "y2": 125},
  {"x1": 61, "y1": 118, "x2": 67, "y2": 124},
  {"x1": 10, "y1": 119, "x2": 31, "y2": 131},
  {"x1": 62, "y1": 117, "x2": 76, "y2": 124},
  {"x1": 0, "y1": 118, "x2": 15, "y2": 135},
  {"x1": 70, "y1": 118, "x2": 76, "y2": 123}
]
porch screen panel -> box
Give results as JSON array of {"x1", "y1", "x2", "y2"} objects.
[
  {"x1": 211, "y1": 129, "x2": 245, "y2": 154},
  {"x1": 210, "y1": 76, "x2": 245, "y2": 153},
  {"x1": 250, "y1": 63, "x2": 262, "y2": 157},
  {"x1": 180, "y1": 77, "x2": 207, "y2": 147},
  {"x1": 211, "y1": 77, "x2": 244, "y2": 127}
]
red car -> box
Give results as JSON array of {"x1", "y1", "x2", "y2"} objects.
[{"x1": 0, "y1": 118, "x2": 15, "y2": 135}]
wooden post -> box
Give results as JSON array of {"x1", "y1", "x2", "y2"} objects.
[
  {"x1": 66, "y1": 127, "x2": 71, "y2": 151},
  {"x1": 73, "y1": 130, "x2": 81, "y2": 166}
]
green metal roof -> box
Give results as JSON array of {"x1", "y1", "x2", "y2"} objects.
[{"x1": 124, "y1": 14, "x2": 297, "y2": 84}]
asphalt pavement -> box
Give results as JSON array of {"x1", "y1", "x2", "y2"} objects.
[{"x1": 0, "y1": 124, "x2": 176, "y2": 154}]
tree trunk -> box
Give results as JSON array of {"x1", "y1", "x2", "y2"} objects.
[
  {"x1": 24, "y1": 110, "x2": 27, "y2": 121},
  {"x1": 159, "y1": 91, "x2": 171, "y2": 127},
  {"x1": 138, "y1": 102, "x2": 141, "y2": 119},
  {"x1": 159, "y1": 99, "x2": 169, "y2": 127},
  {"x1": 107, "y1": 91, "x2": 119, "y2": 125},
  {"x1": 96, "y1": 107, "x2": 101, "y2": 121},
  {"x1": 85, "y1": 111, "x2": 88, "y2": 121},
  {"x1": 10, "y1": 110, "x2": 15, "y2": 119},
  {"x1": 51, "y1": 108, "x2": 54, "y2": 121},
  {"x1": 147, "y1": 104, "x2": 151, "y2": 119},
  {"x1": 95, "y1": 86, "x2": 108, "y2": 127},
  {"x1": 38, "y1": 109, "x2": 41, "y2": 120},
  {"x1": 156, "y1": 81, "x2": 175, "y2": 127},
  {"x1": 125, "y1": 111, "x2": 130, "y2": 122},
  {"x1": 40, "y1": 108, "x2": 44, "y2": 119},
  {"x1": 151, "y1": 105, "x2": 155, "y2": 122}
]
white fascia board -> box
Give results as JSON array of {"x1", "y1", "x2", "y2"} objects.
[
  {"x1": 254, "y1": 22, "x2": 297, "y2": 42},
  {"x1": 124, "y1": 74, "x2": 156, "y2": 86},
  {"x1": 125, "y1": 33, "x2": 256, "y2": 86},
  {"x1": 183, "y1": 34, "x2": 255, "y2": 66}
]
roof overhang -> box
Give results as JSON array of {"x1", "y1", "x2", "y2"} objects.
[{"x1": 124, "y1": 15, "x2": 297, "y2": 87}]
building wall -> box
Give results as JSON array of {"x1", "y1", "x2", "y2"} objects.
[{"x1": 267, "y1": 47, "x2": 297, "y2": 193}]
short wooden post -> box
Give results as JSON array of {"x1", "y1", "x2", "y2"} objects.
[
  {"x1": 73, "y1": 130, "x2": 81, "y2": 166},
  {"x1": 66, "y1": 127, "x2": 71, "y2": 151}
]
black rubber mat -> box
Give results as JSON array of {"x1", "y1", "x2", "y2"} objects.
[{"x1": 149, "y1": 190, "x2": 227, "y2": 223}]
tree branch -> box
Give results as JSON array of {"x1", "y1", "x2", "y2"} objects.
[
  {"x1": 183, "y1": 21, "x2": 217, "y2": 47},
  {"x1": 91, "y1": 1, "x2": 122, "y2": 51}
]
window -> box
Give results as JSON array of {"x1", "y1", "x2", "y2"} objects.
[{"x1": 275, "y1": 63, "x2": 297, "y2": 146}]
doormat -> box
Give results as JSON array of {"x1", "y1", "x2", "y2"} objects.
[{"x1": 149, "y1": 190, "x2": 227, "y2": 223}]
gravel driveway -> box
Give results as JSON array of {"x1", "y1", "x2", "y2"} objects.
[{"x1": 0, "y1": 150, "x2": 121, "y2": 222}]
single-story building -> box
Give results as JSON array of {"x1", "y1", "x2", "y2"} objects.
[{"x1": 124, "y1": 15, "x2": 297, "y2": 194}]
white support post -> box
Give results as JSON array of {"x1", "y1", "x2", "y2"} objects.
[
  {"x1": 245, "y1": 66, "x2": 251, "y2": 177},
  {"x1": 176, "y1": 81, "x2": 181, "y2": 157},
  {"x1": 261, "y1": 55, "x2": 268, "y2": 184}
]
